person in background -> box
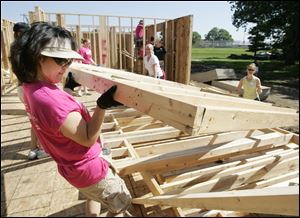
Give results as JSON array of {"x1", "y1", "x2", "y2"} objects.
[
  {"x1": 135, "y1": 20, "x2": 144, "y2": 45},
  {"x1": 77, "y1": 38, "x2": 96, "y2": 96},
  {"x1": 253, "y1": 60, "x2": 260, "y2": 77},
  {"x1": 13, "y1": 22, "x2": 48, "y2": 160},
  {"x1": 143, "y1": 43, "x2": 164, "y2": 79},
  {"x1": 149, "y1": 36, "x2": 155, "y2": 45},
  {"x1": 154, "y1": 39, "x2": 166, "y2": 70},
  {"x1": 10, "y1": 22, "x2": 132, "y2": 216},
  {"x1": 135, "y1": 20, "x2": 144, "y2": 59},
  {"x1": 236, "y1": 63, "x2": 262, "y2": 101}
]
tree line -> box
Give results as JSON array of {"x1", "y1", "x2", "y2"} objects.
[{"x1": 192, "y1": 27, "x2": 234, "y2": 47}]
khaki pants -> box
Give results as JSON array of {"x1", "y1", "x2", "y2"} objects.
[{"x1": 78, "y1": 167, "x2": 132, "y2": 214}]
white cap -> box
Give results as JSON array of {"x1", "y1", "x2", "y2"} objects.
[{"x1": 41, "y1": 38, "x2": 84, "y2": 60}]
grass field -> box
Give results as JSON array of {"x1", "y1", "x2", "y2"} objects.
[{"x1": 192, "y1": 47, "x2": 254, "y2": 61}]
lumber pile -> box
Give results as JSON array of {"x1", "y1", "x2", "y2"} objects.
[
  {"x1": 101, "y1": 108, "x2": 299, "y2": 217},
  {"x1": 69, "y1": 63, "x2": 298, "y2": 136},
  {"x1": 68, "y1": 63, "x2": 298, "y2": 216}
]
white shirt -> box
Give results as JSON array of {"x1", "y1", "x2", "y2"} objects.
[{"x1": 143, "y1": 54, "x2": 163, "y2": 78}]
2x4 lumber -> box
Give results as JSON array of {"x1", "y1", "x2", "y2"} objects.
[
  {"x1": 161, "y1": 155, "x2": 298, "y2": 195},
  {"x1": 237, "y1": 171, "x2": 299, "y2": 190},
  {"x1": 160, "y1": 150, "x2": 299, "y2": 193},
  {"x1": 141, "y1": 171, "x2": 185, "y2": 217},
  {"x1": 113, "y1": 132, "x2": 293, "y2": 175},
  {"x1": 174, "y1": 15, "x2": 192, "y2": 84},
  {"x1": 130, "y1": 17, "x2": 134, "y2": 72},
  {"x1": 132, "y1": 186, "x2": 299, "y2": 216},
  {"x1": 102, "y1": 126, "x2": 183, "y2": 149},
  {"x1": 163, "y1": 145, "x2": 298, "y2": 183},
  {"x1": 191, "y1": 69, "x2": 237, "y2": 83},
  {"x1": 190, "y1": 80, "x2": 236, "y2": 97},
  {"x1": 135, "y1": 129, "x2": 263, "y2": 157},
  {"x1": 46, "y1": 12, "x2": 168, "y2": 20},
  {"x1": 69, "y1": 63, "x2": 298, "y2": 135}
]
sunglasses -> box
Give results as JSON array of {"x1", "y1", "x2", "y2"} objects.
[
  {"x1": 247, "y1": 68, "x2": 255, "y2": 71},
  {"x1": 52, "y1": 57, "x2": 73, "y2": 68}
]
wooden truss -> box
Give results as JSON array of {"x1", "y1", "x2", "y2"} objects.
[
  {"x1": 69, "y1": 63, "x2": 298, "y2": 135},
  {"x1": 132, "y1": 186, "x2": 299, "y2": 216},
  {"x1": 67, "y1": 63, "x2": 299, "y2": 216},
  {"x1": 100, "y1": 108, "x2": 299, "y2": 216}
]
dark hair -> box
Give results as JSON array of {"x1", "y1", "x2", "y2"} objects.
[
  {"x1": 13, "y1": 22, "x2": 30, "y2": 33},
  {"x1": 81, "y1": 38, "x2": 90, "y2": 44},
  {"x1": 9, "y1": 22, "x2": 77, "y2": 83},
  {"x1": 13, "y1": 22, "x2": 30, "y2": 39}
]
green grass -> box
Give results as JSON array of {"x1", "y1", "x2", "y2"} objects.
[{"x1": 192, "y1": 47, "x2": 254, "y2": 61}]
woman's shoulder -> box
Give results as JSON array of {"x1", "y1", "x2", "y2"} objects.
[{"x1": 253, "y1": 75, "x2": 261, "y2": 81}]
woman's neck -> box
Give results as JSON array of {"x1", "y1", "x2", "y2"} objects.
[{"x1": 246, "y1": 74, "x2": 254, "y2": 80}]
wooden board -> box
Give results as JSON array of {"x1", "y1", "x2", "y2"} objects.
[
  {"x1": 191, "y1": 69, "x2": 237, "y2": 82},
  {"x1": 69, "y1": 63, "x2": 299, "y2": 135}
]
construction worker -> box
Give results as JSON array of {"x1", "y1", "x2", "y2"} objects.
[
  {"x1": 135, "y1": 20, "x2": 144, "y2": 58},
  {"x1": 10, "y1": 22, "x2": 132, "y2": 216}
]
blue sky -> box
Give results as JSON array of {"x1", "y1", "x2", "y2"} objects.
[{"x1": 1, "y1": 1, "x2": 250, "y2": 42}]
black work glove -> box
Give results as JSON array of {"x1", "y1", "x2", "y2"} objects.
[{"x1": 96, "y1": 85, "x2": 122, "y2": 109}]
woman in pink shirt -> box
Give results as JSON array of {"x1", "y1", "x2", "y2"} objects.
[
  {"x1": 75, "y1": 38, "x2": 96, "y2": 96},
  {"x1": 10, "y1": 22, "x2": 131, "y2": 216},
  {"x1": 79, "y1": 38, "x2": 97, "y2": 65}
]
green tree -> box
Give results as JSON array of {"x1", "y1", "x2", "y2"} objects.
[
  {"x1": 229, "y1": 1, "x2": 299, "y2": 64},
  {"x1": 192, "y1": 31, "x2": 202, "y2": 45},
  {"x1": 205, "y1": 27, "x2": 233, "y2": 41},
  {"x1": 248, "y1": 28, "x2": 268, "y2": 56}
]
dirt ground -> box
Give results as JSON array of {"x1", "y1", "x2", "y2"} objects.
[{"x1": 263, "y1": 82, "x2": 299, "y2": 134}]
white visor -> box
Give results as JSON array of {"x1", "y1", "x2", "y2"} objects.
[{"x1": 41, "y1": 38, "x2": 84, "y2": 60}]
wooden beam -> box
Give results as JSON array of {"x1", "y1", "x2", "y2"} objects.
[
  {"x1": 69, "y1": 63, "x2": 299, "y2": 135},
  {"x1": 161, "y1": 150, "x2": 298, "y2": 193},
  {"x1": 162, "y1": 156, "x2": 298, "y2": 195},
  {"x1": 132, "y1": 186, "x2": 299, "y2": 216},
  {"x1": 191, "y1": 69, "x2": 237, "y2": 82},
  {"x1": 113, "y1": 132, "x2": 293, "y2": 175}
]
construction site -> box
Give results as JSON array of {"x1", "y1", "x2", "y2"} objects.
[{"x1": 1, "y1": 6, "x2": 299, "y2": 217}]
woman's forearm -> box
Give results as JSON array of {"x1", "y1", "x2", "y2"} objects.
[{"x1": 86, "y1": 106, "x2": 105, "y2": 145}]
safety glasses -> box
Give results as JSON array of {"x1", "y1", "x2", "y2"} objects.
[{"x1": 52, "y1": 57, "x2": 73, "y2": 68}]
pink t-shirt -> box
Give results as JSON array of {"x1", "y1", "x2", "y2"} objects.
[
  {"x1": 23, "y1": 81, "x2": 109, "y2": 188},
  {"x1": 78, "y1": 46, "x2": 92, "y2": 64},
  {"x1": 135, "y1": 23, "x2": 143, "y2": 39}
]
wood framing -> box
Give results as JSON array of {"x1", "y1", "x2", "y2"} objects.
[
  {"x1": 132, "y1": 187, "x2": 299, "y2": 216},
  {"x1": 69, "y1": 63, "x2": 299, "y2": 135},
  {"x1": 99, "y1": 108, "x2": 299, "y2": 216}
]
